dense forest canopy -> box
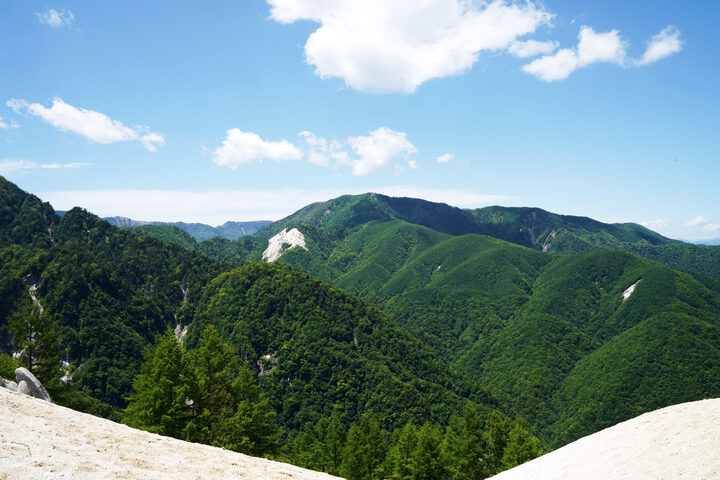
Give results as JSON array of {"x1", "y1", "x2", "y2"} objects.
[{"x1": 2, "y1": 176, "x2": 720, "y2": 477}]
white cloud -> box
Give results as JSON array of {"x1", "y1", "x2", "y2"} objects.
[
  {"x1": 507, "y1": 39, "x2": 559, "y2": 58},
  {"x1": 347, "y1": 128, "x2": 417, "y2": 175},
  {"x1": 523, "y1": 25, "x2": 680, "y2": 81},
  {"x1": 576, "y1": 26, "x2": 627, "y2": 66},
  {"x1": 0, "y1": 159, "x2": 90, "y2": 175},
  {"x1": 39, "y1": 187, "x2": 517, "y2": 225},
  {"x1": 36, "y1": 8, "x2": 74, "y2": 28},
  {"x1": 299, "y1": 127, "x2": 418, "y2": 175},
  {"x1": 7, "y1": 98, "x2": 165, "y2": 152},
  {"x1": 683, "y1": 216, "x2": 708, "y2": 227},
  {"x1": 638, "y1": 26, "x2": 683, "y2": 66},
  {"x1": 522, "y1": 48, "x2": 578, "y2": 82},
  {"x1": 640, "y1": 218, "x2": 671, "y2": 229},
  {"x1": 0, "y1": 117, "x2": 19, "y2": 129},
  {"x1": 703, "y1": 223, "x2": 720, "y2": 233},
  {"x1": 436, "y1": 153, "x2": 455, "y2": 163},
  {"x1": 298, "y1": 131, "x2": 349, "y2": 167},
  {"x1": 212, "y1": 129, "x2": 302, "y2": 169},
  {"x1": 268, "y1": 0, "x2": 552, "y2": 93},
  {"x1": 522, "y1": 26, "x2": 626, "y2": 81}
]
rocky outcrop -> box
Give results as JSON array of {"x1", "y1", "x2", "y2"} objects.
[
  {"x1": 0, "y1": 367, "x2": 52, "y2": 402},
  {"x1": 262, "y1": 228, "x2": 308, "y2": 262},
  {"x1": 489, "y1": 398, "x2": 720, "y2": 480},
  {"x1": 0, "y1": 387, "x2": 341, "y2": 479}
]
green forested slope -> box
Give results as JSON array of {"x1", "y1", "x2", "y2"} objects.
[
  {"x1": 207, "y1": 193, "x2": 719, "y2": 277},
  {"x1": 188, "y1": 262, "x2": 494, "y2": 433},
  {"x1": 0, "y1": 176, "x2": 495, "y2": 444},
  {"x1": 130, "y1": 224, "x2": 200, "y2": 251},
  {"x1": 459, "y1": 251, "x2": 720, "y2": 446},
  {"x1": 0, "y1": 179, "x2": 225, "y2": 406},
  {"x1": 4, "y1": 176, "x2": 720, "y2": 463}
]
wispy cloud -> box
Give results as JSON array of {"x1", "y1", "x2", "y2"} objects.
[
  {"x1": 683, "y1": 216, "x2": 708, "y2": 227},
  {"x1": 300, "y1": 127, "x2": 418, "y2": 175},
  {"x1": 523, "y1": 25, "x2": 682, "y2": 81},
  {"x1": 0, "y1": 117, "x2": 19, "y2": 129},
  {"x1": 39, "y1": 187, "x2": 517, "y2": 225},
  {"x1": 36, "y1": 8, "x2": 75, "y2": 28},
  {"x1": 640, "y1": 218, "x2": 671, "y2": 229},
  {"x1": 436, "y1": 153, "x2": 455, "y2": 164},
  {"x1": 267, "y1": 0, "x2": 552, "y2": 93},
  {"x1": 507, "y1": 39, "x2": 559, "y2": 58},
  {"x1": 523, "y1": 26, "x2": 627, "y2": 81},
  {"x1": 0, "y1": 159, "x2": 90, "y2": 175},
  {"x1": 212, "y1": 127, "x2": 419, "y2": 176},
  {"x1": 7, "y1": 98, "x2": 165, "y2": 152},
  {"x1": 638, "y1": 26, "x2": 683, "y2": 66}
]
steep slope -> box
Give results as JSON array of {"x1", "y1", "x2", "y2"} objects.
[
  {"x1": 490, "y1": 398, "x2": 720, "y2": 480},
  {"x1": 1, "y1": 209, "x2": 225, "y2": 407},
  {"x1": 131, "y1": 224, "x2": 200, "y2": 251},
  {"x1": 188, "y1": 261, "x2": 495, "y2": 433},
  {"x1": 1, "y1": 176, "x2": 497, "y2": 443},
  {"x1": 207, "y1": 193, "x2": 719, "y2": 277},
  {"x1": 0, "y1": 387, "x2": 339, "y2": 480},
  {"x1": 462, "y1": 251, "x2": 720, "y2": 446}
]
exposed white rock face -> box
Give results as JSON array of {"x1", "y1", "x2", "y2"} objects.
[
  {"x1": 622, "y1": 280, "x2": 640, "y2": 301},
  {"x1": 489, "y1": 398, "x2": 720, "y2": 480},
  {"x1": 174, "y1": 323, "x2": 189, "y2": 343},
  {"x1": 262, "y1": 228, "x2": 308, "y2": 262},
  {"x1": 0, "y1": 387, "x2": 341, "y2": 480}
]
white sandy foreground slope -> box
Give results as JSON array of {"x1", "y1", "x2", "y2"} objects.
[
  {"x1": 490, "y1": 398, "x2": 720, "y2": 480},
  {"x1": 0, "y1": 388, "x2": 340, "y2": 480}
]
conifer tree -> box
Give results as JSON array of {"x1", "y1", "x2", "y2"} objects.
[
  {"x1": 411, "y1": 424, "x2": 448, "y2": 480},
  {"x1": 341, "y1": 423, "x2": 369, "y2": 480},
  {"x1": 323, "y1": 413, "x2": 346, "y2": 475},
  {"x1": 8, "y1": 293, "x2": 62, "y2": 386},
  {"x1": 501, "y1": 419, "x2": 545, "y2": 470},
  {"x1": 122, "y1": 330, "x2": 198, "y2": 439},
  {"x1": 388, "y1": 422, "x2": 417, "y2": 480},
  {"x1": 189, "y1": 325, "x2": 279, "y2": 456},
  {"x1": 485, "y1": 410, "x2": 511, "y2": 475}
]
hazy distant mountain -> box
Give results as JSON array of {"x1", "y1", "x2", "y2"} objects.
[
  {"x1": 89, "y1": 215, "x2": 271, "y2": 241},
  {"x1": 697, "y1": 238, "x2": 720, "y2": 246}
]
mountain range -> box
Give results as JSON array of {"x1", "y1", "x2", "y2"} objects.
[
  {"x1": 56, "y1": 211, "x2": 271, "y2": 241},
  {"x1": 2, "y1": 175, "x2": 720, "y2": 475}
]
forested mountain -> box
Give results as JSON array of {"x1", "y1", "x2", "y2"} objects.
[
  {"x1": 4, "y1": 176, "x2": 720, "y2": 477},
  {"x1": 96, "y1": 215, "x2": 271, "y2": 241},
  {"x1": 201, "y1": 193, "x2": 720, "y2": 277},
  {"x1": 167, "y1": 192, "x2": 720, "y2": 449},
  {"x1": 0, "y1": 176, "x2": 495, "y2": 446}
]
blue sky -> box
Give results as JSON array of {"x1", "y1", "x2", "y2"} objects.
[{"x1": 1, "y1": 0, "x2": 718, "y2": 240}]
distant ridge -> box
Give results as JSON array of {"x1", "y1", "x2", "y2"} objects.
[{"x1": 56, "y1": 211, "x2": 272, "y2": 241}]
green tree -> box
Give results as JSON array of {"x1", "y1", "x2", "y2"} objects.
[
  {"x1": 387, "y1": 422, "x2": 417, "y2": 480},
  {"x1": 485, "y1": 410, "x2": 511, "y2": 475},
  {"x1": 8, "y1": 293, "x2": 62, "y2": 385},
  {"x1": 187, "y1": 325, "x2": 239, "y2": 444},
  {"x1": 441, "y1": 404, "x2": 492, "y2": 480},
  {"x1": 122, "y1": 330, "x2": 198, "y2": 439},
  {"x1": 323, "y1": 413, "x2": 346, "y2": 475},
  {"x1": 341, "y1": 423, "x2": 369, "y2": 480},
  {"x1": 189, "y1": 325, "x2": 279, "y2": 456},
  {"x1": 411, "y1": 424, "x2": 448, "y2": 480},
  {"x1": 501, "y1": 419, "x2": 545, "y2": 470}
]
